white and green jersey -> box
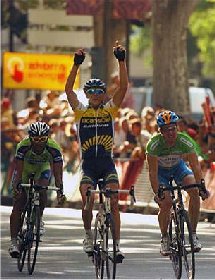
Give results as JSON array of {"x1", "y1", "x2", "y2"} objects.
[{"x1": 146, "y1": 132, "x2": 196, "y2": 168}]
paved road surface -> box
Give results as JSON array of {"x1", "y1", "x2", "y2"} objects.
[{"x1": 1, "y1": 206, "x2": 215, "y2": 279}]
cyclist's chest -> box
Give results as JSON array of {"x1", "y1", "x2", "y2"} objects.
[
  {"x1": 78, "y1": 109, "x2": 114, "y2": 139},
  {"x1": 24, "y1": 150, "x2": 51, "y2": 164}
]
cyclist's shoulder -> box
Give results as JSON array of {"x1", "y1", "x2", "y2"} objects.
[
  {"x1": 177, "y1": 132, "x2": 195, "y2": 148},
  {"x1": 146, "y1": 133, "x2": 162, "y2": 145},
  {"x1": 146, "y1": 133, "x2": 162, "y2": 152},
  {"x1": 46, "y1": 138, "x2": 62, "y2": 151},
  {"x1": 15, "y1": 137, "x2": 31, "y2": 158},
  {"x1": 16, "y1": 137, "x2": 31, "y2": 150}
]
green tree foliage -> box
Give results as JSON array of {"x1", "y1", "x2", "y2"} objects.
[
  {"x1": 189, "y1": 0, "x2": 215, "y2": 76},
  {"x1": 129, "y1": 23, "x2": 152, "y2": 66}
]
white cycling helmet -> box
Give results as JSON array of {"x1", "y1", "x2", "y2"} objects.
[{"x1": 28, "y1": 121, "x2": 50, "y2": 137}]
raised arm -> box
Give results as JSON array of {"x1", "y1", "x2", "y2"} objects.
[
  {"x1": 112, "y1": 41, "x2": 129, "y2": 107},
  {"x1": 65, "y1": 49, "x2": 86, "y2": 110}
]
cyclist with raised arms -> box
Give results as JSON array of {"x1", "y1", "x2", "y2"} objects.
[
  {"x1": 9, "y1": 121, "x2": 65, "y2": 258},
  {"x1": 146, "y1": 111, "x2": 209, "y2": 256},
  {"x1": 65, "y1": 41, "x2": 128, "y2": 261}
]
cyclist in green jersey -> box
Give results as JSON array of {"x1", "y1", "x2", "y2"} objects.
[
  {"x1": 146, "y1": 111, "x2": 209, "y2": 256},
  {"x1": 65, "y1": 41, "x2": 128, "y2": 260},
  {"x1": 9, "y1": 121, "x2": 65, "y2": 258}
]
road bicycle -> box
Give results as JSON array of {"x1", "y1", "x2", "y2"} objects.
[
  {"x1": 85, "y1": 179, "x2": 136, "y2": 279},
  {"x1": 158, "y1": 178, "x2": 207, "y2": 279},
  {"x1": 17, "y1": 174, "x2": 62, "y2": 275}
]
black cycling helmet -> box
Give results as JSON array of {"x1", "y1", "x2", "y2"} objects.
[
  {"x1": 83, "y1": 78, "x2": 106, "y2": 93},
  {"x1": 28, "y1": 121, "x2": 50, "y2": 137},
  {"x1": 157, "y1": 110, "x2": 179, "y2": 127}
]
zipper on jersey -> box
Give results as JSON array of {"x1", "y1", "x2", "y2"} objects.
[{"x1": 95, "y1": 109, "x2": 98, "y2": 157}]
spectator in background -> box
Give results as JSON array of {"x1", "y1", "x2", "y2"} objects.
[
  {"x1": 40, "y1": 90, "x2": 61, "y2": 119},
  {"x1": 1, "y1": 98, "x2": 14, "y2": 127},
  {"x1": 177, "y1": 116, "x2": 208, "y2": 162},
  {"x1": 64, "y1": 124, "x2": 80, "y2": 173},
  {"x1": 141, "y1": 106, "x2": 157, "y2": 134},
  {"x1": 1, "y1": 117, "x2": 22, "y2": 195},
  {"x1": 16, "y1": 97, "x2": 41, "y2": 131},
  {"x1": 113, "y1": 118, "x2": 127, "y2": 159},
  {"x1": 107, "y1": 72, "x2": 134, "y2": 108}
]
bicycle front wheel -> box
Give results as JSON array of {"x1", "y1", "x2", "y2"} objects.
[
  {"x1": 180, "y1": 210, "x2": 195, "y2": 280},
  {"x1": 93, "y1": 214, "x2": 105, "y2": 279},
  {"x1": 17, "y1": 209, "x2": 28, "y2": 272},
  {"x1": 27, "y1": 205, "x2": 40, "y2": 275},
  {"x1": 169, "y1": 212, "x2": 182, "y2": 279},
  {"x1": 105, "y1": 213, "x2": 116, "y2": 279}
]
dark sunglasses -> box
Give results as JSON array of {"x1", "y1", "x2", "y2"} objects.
[
  {"x1": 86, "y1": 88, "x2": 105, "y2": 95},
  {"x1": 162, "y1": 126, "x2": 177, "y2": 133},
  {"x1": 31, "y1": 136, "x2": 48, "y2": 142}
]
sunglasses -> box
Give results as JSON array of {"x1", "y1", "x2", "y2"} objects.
[
  {"x1": 86, "y1": 88, "x2": 105, "y2": 95},
  {"x1": 31, "y1": 136, "x2": 48, "y2": 142},
  {"x1": 162, "y1": 126, "x2": 177, "y2": 133}
]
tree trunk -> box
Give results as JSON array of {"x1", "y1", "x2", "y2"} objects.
[
  {"x1": 94, "y1": 0, "x2": 126, "y2": 86},
  {"x1": 152, "y1": 0, "x2": 199, "y2": 113}
]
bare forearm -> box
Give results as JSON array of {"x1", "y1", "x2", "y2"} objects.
[
  {"x1": 119, "y1": 61, "x2": 128, "y2": 94},
  {"x1": 190, "y1": 163, "x2": 203, "y2": 183},
  {"x1": 113, "y1": 61, "x2": 128, "y2": 106},
  {"x1": 147, "y1": 155, "x2": 159, "y2": 194},
  {"x1": 65, "y1": 64, "x2": 79, "y2": 93},
  {"x1": 149, "y1": 171, "x2": 159, "y2": 194},
  {"x1": 12, "y1": 160, "x2": 23, "y2": 187},
  {"x1": 65, "y1": 64, "x2": 79, "y2": 109},
  {"x1": 188, "y1": 153, "x2": 203, "y2": 183},
  {"x1": 53, "y1": 161, "x2": 63, "y2": 187}
]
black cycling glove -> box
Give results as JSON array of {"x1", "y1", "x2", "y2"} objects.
[
  {"x1": 114, "y1": 47, "x2": 126, "y2": 61},
  {"x1": 74, "y1": 52, "x2": 85, "y2": 65},
  {"x1": 199, "y1": 179, "x2": 209, "y2": 200}
]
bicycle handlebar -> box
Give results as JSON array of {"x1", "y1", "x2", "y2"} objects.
[
  {"x1": 19, "y1": 184, "x2": 61, "y2": 192},
  {"x1": 157, "y1": 179, "x2": 208, "y2": 201},
  {"x1": 84, "y1": 186, "x2": 136, "y2": 210}
]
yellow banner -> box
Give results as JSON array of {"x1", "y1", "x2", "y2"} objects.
[{"x1": 3, "y1": 52, "x2": 79, "y2": 90}]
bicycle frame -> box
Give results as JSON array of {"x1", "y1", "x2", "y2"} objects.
[
  {"x1": 17, "y1": 174, "x2": 60, "y2": 275},
  {"x1": 158, "y1": 178, "x2": 205, "y2": 279},
  {"x1": 85, "y1": 179, "x2": 135, "y2": 279}
]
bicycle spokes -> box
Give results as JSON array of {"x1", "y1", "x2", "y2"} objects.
[
  {"x1": 169, "y1": 214, "x2": 182, "y2": 279},
  {"x1": 180, "y1": 212, "x2": 195, "y2": 279},
  {"x1": 27, "y1": 206, "x2": 41, "y2": 275}
]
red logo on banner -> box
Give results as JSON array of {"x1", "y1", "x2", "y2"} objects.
[{"x1": 11, "y1": 64, "x2": 24, "y2": 83}]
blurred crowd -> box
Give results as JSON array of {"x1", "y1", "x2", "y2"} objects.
[{"x1": 1, "y1": 85, "x2": 215, "y2": 207}]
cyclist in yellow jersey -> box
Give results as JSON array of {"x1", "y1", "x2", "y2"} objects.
[
  {"x1": 65, "y1": 41, "x2": 128, "y2": 260},
  {"x1": 9, "y1": 122, "x2": 65, "y2": 258}
]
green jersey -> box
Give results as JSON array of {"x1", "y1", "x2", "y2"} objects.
[
  {"x1": 146, "y1": 132, "x2": 195, "y2": 168},
  {"x1": 15, "y1": 137, "x2": 63, "y2": 181}
]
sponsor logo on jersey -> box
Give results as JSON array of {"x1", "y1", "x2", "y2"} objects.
[
  {"x1": 149, "y1": 138, "x2": 160, "y2": 152},
  {"x1": 81, "y1": 116, "x2": 111, "y2": 124},
  {"x1": 180, "y1": 137, "x2": 194, "y2": 148},
  {"x1": 82, "y1": 135, "x2": 113, "y2": 152}
]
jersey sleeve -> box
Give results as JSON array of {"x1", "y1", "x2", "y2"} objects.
[
  {"x1": 15, "y1": 138, "x2": 31, "y2": 160},
  {"x1": 46, "y1": 139, "x2": 63, "y2": 163},
  {"x1": 145, "y1": 135, "x2": 160, "y2": 156},
  {"x1": 178, "y1": 133, "x2": 196, "y2": 154},
  {"x1": 73, "y1": 101, "x2": 86, "y2": 123},
  {"x1": 104, "y1": 100, "x2": 119, "y2": 118}
]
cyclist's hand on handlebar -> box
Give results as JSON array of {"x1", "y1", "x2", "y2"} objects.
[
  {"x1": 199, "y1": 190, "x2": 210, "y2": 200},
  {"x1": 154, "y1": 193, "x2": 164, "y2": 205},
  {"x1": 57, "y1": 189, "x2": 66, "y2": 206},
  {"x1": 74, "y1": 49, "x2": 85, "y2": 65},
  {"x1": 199, "y1": 180, "x2": 210, "y2": 200},
  {"x1": 13, "y1": 183, "x2": 22, "y2": 195},
  {"x1": 113, "y1": 41, "x2": 126, "y2": 61}
]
